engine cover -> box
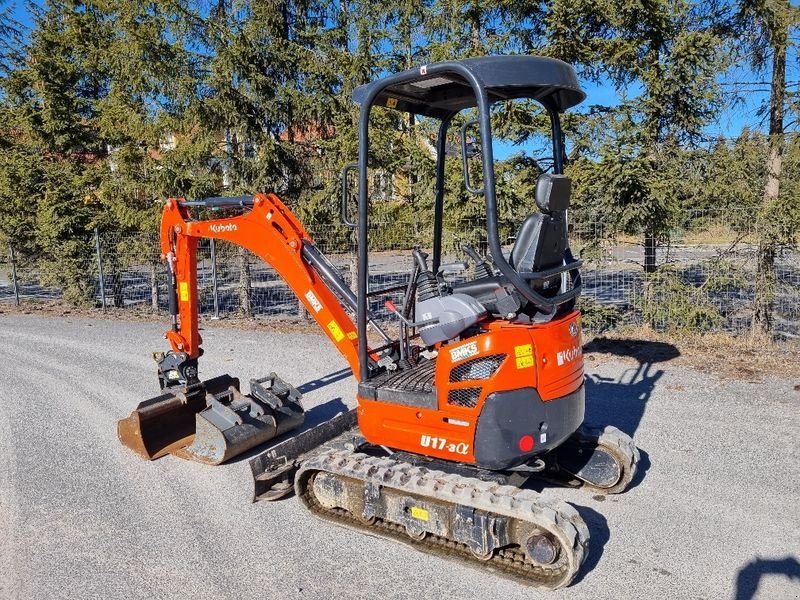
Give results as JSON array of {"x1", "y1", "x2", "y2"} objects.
[{"x1": 416, "y1": 293, "x2": 486, "y2": 345}]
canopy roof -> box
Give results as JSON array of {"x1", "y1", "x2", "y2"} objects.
[{"x1": 353, "y1": 55, "x2": 586, "y2": 118}]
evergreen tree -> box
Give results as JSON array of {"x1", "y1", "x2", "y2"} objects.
[
  {"x1": 1, "y1": 1, "x2": 112, "y2": 304},
  {"x1": 731, "y1": 0, "x2": 799, "y2": 336},
  {"x1": 548, "y1": 0, "x2": 726, "y2": 272}
]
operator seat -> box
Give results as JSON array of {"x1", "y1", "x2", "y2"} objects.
[
  {"x1": 509, "y1": 173, "x2": 570, "y2": 298},
  {"x1": 451, "y1": 173, "x2": 572, "y2": 316}
]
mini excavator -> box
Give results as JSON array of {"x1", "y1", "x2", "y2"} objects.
[{"x1": 118, "y1": 56, "x2": 638, "y2": 589}]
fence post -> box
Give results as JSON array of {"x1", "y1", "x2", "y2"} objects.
[
  {"x1": 9, "y1": 244, "x2": 20, "y2": 306},
  {"x1": 94, "y1": 228, "x2": 107, "y2": 311},
  {"x1": 297, "y1": 296, "x2": 308, "y2": 320},
  {"x1": 210, "y1": 238, "x2": 220, "y2": 319}
]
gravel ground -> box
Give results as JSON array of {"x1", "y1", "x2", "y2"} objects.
[{"x1": 0, "y1": 314, "x2": 798, "y2": 600}]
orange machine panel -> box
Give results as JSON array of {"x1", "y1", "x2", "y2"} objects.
[{"x1": 356, "y1": 311, "x2": 584, "y2": 465}]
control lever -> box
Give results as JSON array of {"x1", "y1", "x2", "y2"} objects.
[
  {"x1": 412, "y1": 248, "x2": 440, "y2": 301},
  {"x1": 461, "y1": 244, "x2": 494, "y2": 278},
  {"x1": 412, "y1": 248, "x2": 430, "y2": 272}
]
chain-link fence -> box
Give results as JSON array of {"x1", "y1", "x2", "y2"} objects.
[{"x1": 1, "y1": 210, "x2": 798, "y2": 340}]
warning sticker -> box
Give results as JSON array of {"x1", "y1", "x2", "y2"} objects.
[
  {"x1": 346, "y1": 331, "x2": 358, "y2": 341},
  {"x1": 179, "y1": 282, "x2": 189, "y2": 302},
  {"x1": 386, "y1": 97, "x2": 398, "y2": 108},
  {"x1": 516, "y1": 355, "x2": 534, "y2": 370},
  {"x1": 305, "y1": 290, "x2": 323, "y2": 313},
  {"x1": 514, "y1": 343, "x2": 533, "y2": 358},
  {"x1": 514, "y1": 344, "x2": 535, "y2": 368},
  {"x1": 327, "y1": 320, "x2": 345, "y2": 342},
  {"x1": 410, "y1": 506, "x2": 429, "y2": 522}
]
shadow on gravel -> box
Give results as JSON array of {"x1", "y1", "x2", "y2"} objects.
[
  {"x1": 734, "y1": 556, "x2": 800, "y2": 600},
  {"x1": 626, "y1": 448, "x2": 650, "y2": 491},
  {"x1": 569, "y1": 505, "x2": 610, "y2": 586},
  {"x1": 298, "y1": 367, "x2": 353, "y2": 394},
  {"x1": 583, "y1": 339, "x2": 680, "y2": 438}
]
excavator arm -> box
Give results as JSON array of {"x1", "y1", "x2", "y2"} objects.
[
  {"x1": 160, "y1": 192, "x2": 364, "y2": 380},
  {"x1": 118, "y1": 192, "x2": 380, "y2": 464}
]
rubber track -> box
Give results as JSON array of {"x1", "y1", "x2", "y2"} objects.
[
  {"x1": 567, "y1": 424, "x2": 640, "y2": 494},
  {"x1": 295, "y1": 449, "x2": 590, "y2": 589}
]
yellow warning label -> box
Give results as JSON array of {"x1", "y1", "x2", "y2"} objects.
[
  {"x1": 410, "y1": 506, "x2": 429, "y2": 522},
  {"x1": 179, "y1": 282, "x2": 189, "y2": 302},
  {"x1": 386, "y1": 97, "x2": 398, "y2": 108},
  {"x1": 327, "y1": 320, "x2": 345, "y2": 342},
  {"x1": 514, "y1": 343, "x2": 532, "y2": 358},
  {"x1": 346, "y1": 331, "x2": 358, "y2": 341},
  {"x1": 516, "y1": 355, "x2": 534, "y2": 370}
]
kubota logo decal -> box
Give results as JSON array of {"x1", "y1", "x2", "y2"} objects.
[
  {"x1": 209, "y1": 223, "x2": 237, "y2": 233},
  {"x1": 557, "y1": 345, "x2": 583, "y2": 366}
]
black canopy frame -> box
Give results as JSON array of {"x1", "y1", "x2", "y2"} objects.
[{"x1": 352, "y1": 56, "x2": 586, "y2": 382}]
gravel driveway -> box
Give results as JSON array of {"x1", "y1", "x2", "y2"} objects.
[{"x1": 0, "y1": 314, "x2": 797, "y2": 600}]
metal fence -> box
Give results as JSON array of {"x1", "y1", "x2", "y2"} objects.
[{"x1": 1, "y1": 209, "x2": 798, "y2": 341}]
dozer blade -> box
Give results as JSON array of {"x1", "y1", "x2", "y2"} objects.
[
  {"x1": 117, "y1": 374, "x2": 238, "y2": 461},
  {"x1": 118, "y1": 373, "x2": 305, "y2": 465},
  {"x1": 554, "y1": 424, "x2": 640, "y2": 494},
  {"x1": 249, "y1": 408, "x2": 358, "y2": 502}
]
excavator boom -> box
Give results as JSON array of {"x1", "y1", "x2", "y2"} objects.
[{"x1": 118, "y1": 193, "x2": 369, "y2": 463}]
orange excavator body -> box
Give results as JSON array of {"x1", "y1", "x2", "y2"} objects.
[
  {"x1": 129, "y1": 190, "x2": 585, "y2": 470},
  {"x1": 117, "y1": 57, "x2": 642, "y2": 590},
  {"x1": 356, "y1": 315, "x2": 584, "y2": 465}
]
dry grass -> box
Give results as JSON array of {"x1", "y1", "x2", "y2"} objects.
[{"x1": 584, "y1": 326, "x2": 800, "y2": 380}]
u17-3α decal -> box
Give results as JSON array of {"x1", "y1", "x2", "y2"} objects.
[{"x1": 420, "y1": 434, "x2": 469, "y2": 455}]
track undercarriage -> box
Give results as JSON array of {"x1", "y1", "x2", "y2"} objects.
[
  {"x1": 249, "y1": 416, "x2": 638, "y2": 590},
  {"x1": 298, "y1": 450, "x2": 589, "y2": 589}
]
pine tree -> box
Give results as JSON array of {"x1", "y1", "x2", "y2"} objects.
[
  {"x1": 548, "y1": 0, "x2": 726, "y2": 273},
  {"x1": 0, "y1": 1, "x2": 112, "y2": 304},
  {"x1": 732, "y1": 0, "x2": 799, "y2": 336}
]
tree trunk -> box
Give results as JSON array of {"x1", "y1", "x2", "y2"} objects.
[
  {"x1": 238, "y1": 246, "x2": 252, "y2": 317},
  {"x1": 753, "y1": 16, "x2": 787, "y2": 338}
]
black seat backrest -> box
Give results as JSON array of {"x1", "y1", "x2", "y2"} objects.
[{"x1": 509, "y1": 174, "x2": 571, "y2": 292}]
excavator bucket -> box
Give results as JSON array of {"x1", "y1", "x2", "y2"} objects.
[{"x1": 118, "y1": 374, "x2": 304, "y2": 465}]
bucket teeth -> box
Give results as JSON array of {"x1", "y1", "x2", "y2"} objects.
[{"x1": 117, "y1": 373, "x2": 304, "y2": 465}]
